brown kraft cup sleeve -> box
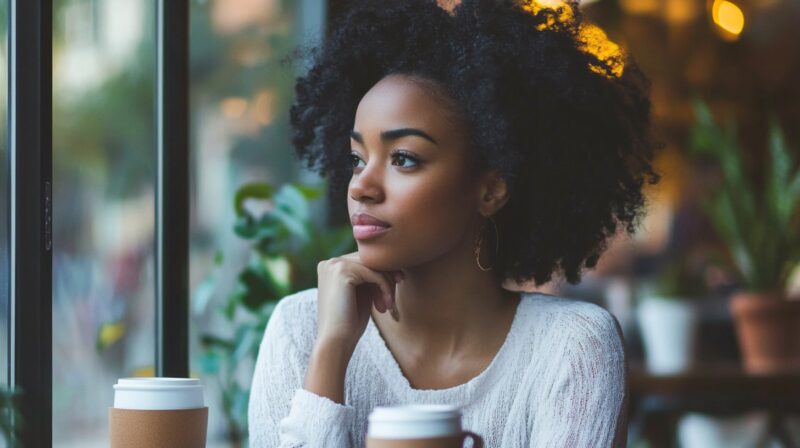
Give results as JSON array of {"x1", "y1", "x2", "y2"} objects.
[{"x1": 109, "y1": 407, "x2": 208, "y2": 448}]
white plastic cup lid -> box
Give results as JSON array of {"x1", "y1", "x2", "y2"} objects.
[
  {"x1": 113, "y1": 377, "x2": 205, "y2": 410},
  {"x1": 368, "y1": 404, "x2": 463, "y2": 439}
]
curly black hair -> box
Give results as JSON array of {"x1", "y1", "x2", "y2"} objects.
[{"x1": 289, "y1": 0, "x2": 662, "y2": 287}]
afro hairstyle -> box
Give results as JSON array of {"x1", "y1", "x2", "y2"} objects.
[{"x1": 289, "y1": 0, "x2": 662, "y2": 287}]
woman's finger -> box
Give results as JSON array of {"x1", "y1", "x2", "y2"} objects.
[{"x1": 348, "y1": 262, "x2": 395, "y2": 311}]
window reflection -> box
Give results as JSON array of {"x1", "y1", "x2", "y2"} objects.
[{"x1": 53, "y1": 0, "x2": 155, "y2": 445}]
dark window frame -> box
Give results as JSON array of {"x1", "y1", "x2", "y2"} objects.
[
  {"x1": 9, "y1": 0, "x2": 53, "y2": 446},
  {"x1": 155, "y1": 0, "x2": 190, "y2": 379}
]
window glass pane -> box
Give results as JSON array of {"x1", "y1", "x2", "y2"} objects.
[
  {"x1": 0, "y1": 0, "x2": 8, "y2": 390},
  {"x1": 189, "y1": 0, "x2": 326, "y2": 445},
  {"x1": 53, "y1": 0, "x2": 155, "y2": 445}
]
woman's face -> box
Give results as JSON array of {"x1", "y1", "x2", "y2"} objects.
[{"x1": 347, "y1": 74, "x2": 482, "y2": 272}]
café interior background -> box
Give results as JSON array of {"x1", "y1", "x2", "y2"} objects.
[{"x1": 0, "y1": 0, "x2": 799, "y2": 446}]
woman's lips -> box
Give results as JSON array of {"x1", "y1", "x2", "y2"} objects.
[
  {"x1": 350, "y1": 212, "x2": 391, "y2": 240},
  {"x1": 353, "y1": 224, "x2": 391, "y2": 240}
]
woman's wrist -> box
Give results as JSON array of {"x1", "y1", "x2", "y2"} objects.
[{"x1": 303, "y1": 338, "x2": 355, "y2": 405}]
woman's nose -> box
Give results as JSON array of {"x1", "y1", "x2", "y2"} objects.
[{"x1": 349, "y1": 160, "x2": 385, "y2": 203}]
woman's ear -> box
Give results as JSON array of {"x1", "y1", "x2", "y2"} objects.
[
  {"x1": 477, "y1": 169, "x2": 510, "y2": 216},
  {"x1": 436, "y1": 0, "x2": 460, "y2": 15}
]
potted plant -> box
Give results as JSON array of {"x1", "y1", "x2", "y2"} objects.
[
  {"x1": 194, "y1": 181, "x2": 355, "y2": 446},
  {"x1": 635, "y1": 250, "x2": 709, "y2": 374},
  {"x1": 688, "y1": 98, "x2": 800, "y2": 374}
]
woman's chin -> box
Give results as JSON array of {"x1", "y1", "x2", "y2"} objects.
[{"x1": 355, "y1": 248, "x2": 402, "y2": 272}]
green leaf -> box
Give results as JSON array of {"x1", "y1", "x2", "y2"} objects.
[
  {"x1": 199, "y1": 351, "x2": 222, "y2": 375},
  {"x1": 789, "y1": 168, "x2": 800, "y2": 198},
  {"x1": 234, "y1": 182, "x2": 273, "y2": 216},
  {"x1": 200, "y1": 334, "x2": 234, "y2": 351},
  {"x1": 233, "y1": 214, "x2": 259, "y2": 239},
  {"x1": 270, "y1": 206, "x2": 310, "y2": 242},
  {"x1": 689, "y1": 98, "x2": 725, "y2": 157},
  {"x1": 253, "y1": 213, "x2": 281, "y2": 241},
  {"x1": 767, "y1": 120, "x2": 794, "y2": 229},
  {"x1": 231, "y1": 388, "x2": 251, "y2": 431},
  {"x1": 223, "y1": 290, "x2": 241, "y2": 321},
  {"x1": 236, "y1": 261, "x2": 284, "y2": 312},
  {"x1": 293, "y1": 182, "x2": 324, "y2": 200},
  {"x1": 238, "y1": 272, "x2": 271, "y2": 311},
  {"x1": 275, "y1": 184, "x2": 309, "y2": 220},
  {"x1": 263, "y1": 255, "x2": 292, "y2": 297},
  {"x1": 231, "y1": 324, "x2": 260, "y2": 365},
  {"x1": 192, "y1": 273, "x2": 217, "y2": 316}
]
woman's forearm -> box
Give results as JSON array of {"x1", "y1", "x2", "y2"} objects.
[{"x1": 303, "y1": 339, "x2": 355, "y2": 405}]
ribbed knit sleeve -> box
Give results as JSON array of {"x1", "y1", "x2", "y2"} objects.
[
  {"x1": 248, "y1": 296, "x2": 357, "y2": 447},
  {"x1": 528, "y1": 305, "x2": 628, "y2": 448}
]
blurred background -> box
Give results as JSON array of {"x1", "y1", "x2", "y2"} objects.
[{"x1": 0, "y1": 0, "x2": 798, "y2": 446}]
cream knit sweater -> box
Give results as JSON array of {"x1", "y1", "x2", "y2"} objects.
[{"x1": 248, "y1": 287, "x2": 628, "y2": 447}]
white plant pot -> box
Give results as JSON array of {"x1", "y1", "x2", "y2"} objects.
[
  {"x1": 678, "y1": 412, "x2": 775, "y2": 448},
  {"x1": 636, "y1": 295, "x2": 700, "y2": 374}
]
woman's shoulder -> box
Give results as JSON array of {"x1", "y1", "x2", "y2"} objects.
[
  {"x1": 521, "y1": 291, "x2": 625, "y2": 355},
  {"x1": 274, "y1": 286, "x2": 319, "y2": 317},
  {"x1": 269, "y1": 287, "x2": 320, "y2": 355}
]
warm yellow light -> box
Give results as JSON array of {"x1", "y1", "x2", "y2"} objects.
[
  {"x1": 712, "y1": 0, "x2": 745, "y2": 37},
  {"x1": 664, "y1": 0, "x2": 701, "y2": 24},
  {"x1": 522, "y1": 1, "x2": 625, "y2": 79},
  {"x1": 221, "y1": 97, "x2": 248, "y2": 119},
  {"x1": 523, "y1": 0, "x2": 574, "y2": 30},
  {"x1": 533, "y1": 0, "x2": 564, "y2": 7},
  {"x1": 130, "y1": 366, "x2": 155, "y2": 377},
  {"x1": 619, "y1": 0, "x2": 659, "y2": 15},
  {"x1": 254, "y1": 89, "x2": 275, "y2": 126},
  {"x1": 578, "y1": 23, "x2": 625, "y2": 78}
]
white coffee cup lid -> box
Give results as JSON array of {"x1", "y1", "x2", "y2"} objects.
[
  {"x1": 113, "y1": 377, "x2": 205, "y2": 410},
  {"x1": 368, "y1": 404, "x2": 463, "y2": 439}
]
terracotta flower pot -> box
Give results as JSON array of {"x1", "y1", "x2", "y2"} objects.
[{"x1": 729, "y1": 291, "x2": 800, "y2": 374}]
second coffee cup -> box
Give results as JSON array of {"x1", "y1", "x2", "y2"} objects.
[
  {"x1": 366, "y1": 404, "x2": 483, "y2": 448},
  {"x1": 109, "y1": 377, "x2": 208, "y2": 448}
]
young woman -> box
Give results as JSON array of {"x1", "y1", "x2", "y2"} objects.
[{"x1": 248, "y1": 0, "x2": 660, "y2": 446}]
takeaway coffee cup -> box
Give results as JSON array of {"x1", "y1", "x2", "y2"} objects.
[
  {"x1": 109, "y1": 377, "x2": 208, "y2": 448},
  {"x1": 366, "y1": 404, "x2": 484, "y2": 448}
]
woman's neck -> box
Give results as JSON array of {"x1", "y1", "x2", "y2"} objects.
[{"x1": 371, "y1": 235, "x2": 521, "y2": 360}]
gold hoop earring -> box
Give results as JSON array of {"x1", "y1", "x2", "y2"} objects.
[{"x1": 474, "y1": 216, "x2": 499, "y2": 271}]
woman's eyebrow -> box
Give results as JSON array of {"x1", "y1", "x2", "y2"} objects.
[{"x1": 350, "y1": 128, "x2": 438, "y2": 145}]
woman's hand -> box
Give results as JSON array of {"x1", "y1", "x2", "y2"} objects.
[
  {"x1": 304, "y1": 252, "x2": 403, "y2": 404},
  {"x1": 315, "y1": 251, "x2": 404, "y2": 351}
]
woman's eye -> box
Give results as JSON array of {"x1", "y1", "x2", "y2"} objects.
[
  {"x1": 350, "y1": 153, "x2": 365, "y2": 170},
  {"x1": 391, "y1": 151, "x2": 419, "y2": 168}
]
